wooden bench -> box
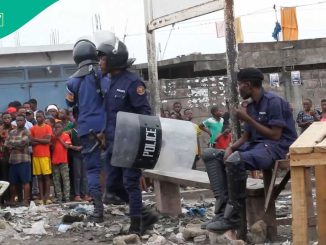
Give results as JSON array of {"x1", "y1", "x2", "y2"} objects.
[{"x1": 143, "y1": 168, "x2": 288, "y2": 240}]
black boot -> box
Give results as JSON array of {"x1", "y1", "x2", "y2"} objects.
[
  {"x1": 129, "y1": 216, "x2": 141, "y2": 235},
  {"x1": 141, "y1": 207, "x2": 159, "y2": 234},
  {"x1": 201, "y1": 149, "x2": 228, "y2": 229},
  {"x1": 201, "y1": 199, "x2": 226, "y2": 229},
  {"x1": 89, "y1": 194, "x2": 104, "y2": 223},
  {"x1": 103, "y1": 192, "x2": 126, "y2": 205},
  {"x1": 206, "y1": 152, "x2": 247, "y2": 232}
]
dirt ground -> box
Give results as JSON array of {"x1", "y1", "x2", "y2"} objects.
[{"x1": 0, "y1": 189, "x2": 318, "y2": 245}]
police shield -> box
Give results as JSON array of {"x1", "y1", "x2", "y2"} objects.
[{"x1": 111, "y1": 112, "x2": 197, "y2": 170}]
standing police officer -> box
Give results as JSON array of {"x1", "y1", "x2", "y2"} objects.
[
  {"x1": 97, "y1": 34, "x2": 158, "y2": 235},
  {"x1": 66, "y1": 39, "x2": 107, "y2": 223}
]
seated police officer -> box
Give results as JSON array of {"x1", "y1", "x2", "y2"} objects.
[
  {"x1": 201, "y1": 68, "x2": 297, "y2": 232},
  {"x1": 96, "y1": 33, "x2": 158, "y2": 235},
  {"x1": 66, "y1": 39, "x2": 107, "y2": 223}
]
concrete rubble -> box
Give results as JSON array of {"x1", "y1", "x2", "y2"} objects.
[{"x1": 0, "y1": 190, "x2": 314, "y2": 244}]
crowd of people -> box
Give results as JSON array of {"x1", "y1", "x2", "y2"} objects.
[
  {"x1": 296, "y1": 98, "x2": 326, "y2": 133},
  {"x1": 161, "y1": 101, "x2": 232, "y2": 152},
  {"x1": 0, "y1": 99, "x2": 89, "y2": 207},
  {"x1": 0, "y1": 97, "x2": 235, "y2": 210}
]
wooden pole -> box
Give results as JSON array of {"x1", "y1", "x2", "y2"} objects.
[
  {"x1": 224, "y1": 0, "x2": 241, "y2": 140},
  {"x1": 144, "y1": 0, "x2": 161, "y2": 116},
  {"x1": 224, "y1": 0, "x2": 245, "y2": 239}
]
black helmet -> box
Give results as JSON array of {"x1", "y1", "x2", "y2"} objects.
[
  {"x1": 73, "y1": 39, "x2": 99, "y2": 68},
  {"x1": 97, "y1": 38, "x2": 135, "y2": 71}
]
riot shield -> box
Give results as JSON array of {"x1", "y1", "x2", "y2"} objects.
[{"x1": 111, "y1": 112, "x2": 197, "y2": 170}]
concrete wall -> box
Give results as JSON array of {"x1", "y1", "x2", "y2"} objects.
[
  {"x1": 158, "y1": 75, "x2": 227, "y2": 148},
  {"x1": 238, "y1": 38, "x2": 326, "y2": 68}
]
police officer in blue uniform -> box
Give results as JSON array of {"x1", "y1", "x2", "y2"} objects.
[
  {"x1": 97, "y1": 35, "x2": 158, "y2": 235},
  {"x1": 66, "y1": 39, "x2": 107, "y2": 223},
  {"x1": 201, "y1": 68, "x2": 297, "y2": 232}
]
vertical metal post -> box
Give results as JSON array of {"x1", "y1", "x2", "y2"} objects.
[
  {"x1": 224, "y1": 0, "x2": 241, "y2": 140},
  {"x1": 144, "y1": 0, "x2": 161, "y2": 116}
]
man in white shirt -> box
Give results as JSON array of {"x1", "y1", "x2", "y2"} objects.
[{"x1": 11, "y1": 107, "x2": 33, "y2": 130}]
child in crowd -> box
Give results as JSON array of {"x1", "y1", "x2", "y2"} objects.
[
  {"x1": 172, "y1": 102, "x2": 183, "y2": 120},
  {"x1": 170, "y1": 112, "x2": 178, "y2": 119},
  {"x1": 163, "y1": 110, "x2": 170, "y2": 118},
  {"x1": 58, "y1": 108, "x2": 74, "y2": 131},
  {"x1": 215, "y1": 125, "x2": 232, "y2": 150},
  {"x1": 51, "y1": 121, "x2": 71, "y2": 202},
  {"x1": 45, "y1": 116, "x2": 56, "y2": 129},
  {"x1": 199, "y1": 106, "x2": 224, "y2": 148},
  {"x1": 4, "y1": 114, "x2": 31, "y2": 206},
  {"x1": 70, "y1": 121, "x2": 90, "y2": 201},
  {"x1": 30, "y1": 111, "x2": 52, "y2": 205},
  {"x1": 320, "y1": 99, "x2": 326, "y2": 122}
]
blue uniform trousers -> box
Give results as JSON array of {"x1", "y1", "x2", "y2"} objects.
[
  {"x1": 107, "y1": 154, "x2": 142, "y2": 217},
  {"x1": 237, "y1": 141, "x2": 280, "y2": 170},
  {"x1": 80, "y1": 135, "x2": 102, "y2": 198}
]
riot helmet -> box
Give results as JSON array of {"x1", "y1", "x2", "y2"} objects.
[
  {"x1": 97, "y1": 36, "x2": 135, "y2": 72},
  {"x1": 73, "y1": 39, "x2": 98, "y2": 68},
  {"x1": 70, "y1": 39, "x2": 99, "y2": 78}
]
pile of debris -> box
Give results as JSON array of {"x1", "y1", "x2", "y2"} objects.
[{"x1": 0, "y1": 193, "x2": 297, "y2": 244}]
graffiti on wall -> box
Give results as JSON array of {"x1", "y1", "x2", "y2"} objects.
[{"x1": 160, "y1": 76, "x2": 228, "y2": 110}]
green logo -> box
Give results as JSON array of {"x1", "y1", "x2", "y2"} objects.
[
  {"x1": 0, "y1": 0, "x2": 58, "y2": 39},
  {"x1": 0, "y1": 13, "x2": 3, "y2": 27}
]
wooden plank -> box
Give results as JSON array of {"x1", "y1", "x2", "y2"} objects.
[
  {"x1": 153, "y1": 180, "x2": 181, "y2": 216},
  {"x1": 143, "y1": 169, "x2": 211, "y2": 189},
  {"x1": 144, "y1": 169, "x2": 266, "y2": 193},
  {"x1": 290, "y1": 152, "x2": 326, "y2": 166},
  {"x1": 314, "y1": 137, "x2": 326, "y2": 153},
  {"x1": 144, "y1": 0, "x2": 161, "y2": 115},
  {"x1": 262, "y1": 170, "x2": 277, "y2": 241},
  {"x1": 315, "y1": 165, "x2": 326, "y2": 244},
  {"x1": 290, "y1": 122, "x2": 326, "y2": 154},
  {"x1": 291, "y1": 153, "x2": 324, "y2": 161},
  {"x1": 264, "y1": 161, "x2": 279, "y2": 212},
  {"x1": 290, "y1": 166, "x2": 309, "y2": 245},
  {"x1": 277, "y1": 159, "x2": 290, "y2": 169},
  {"x1": 147, "y1": 0, "x2": 224, "y2": 31},
  {"x1": 273, "y1": 170, "x2": 290, "y2": 198},
  {"x1": 304, "y1": 168, "x2": 315, "y2": 220}
]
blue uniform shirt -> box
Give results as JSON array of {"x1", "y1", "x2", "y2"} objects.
[
  {"x1": 66, "y1": 72, "x2": 108, "y2": 137},
  {"x1": 244, "y1": 90, "x2": 297, "y2": 158},
  {"x1": 105, "y1": 70, "x2": 151, "y2": 153}
]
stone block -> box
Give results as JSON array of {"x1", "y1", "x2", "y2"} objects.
[
  {"x1": 113, "y1": 234, "x2": 141, "y2": 245},
  {"x1": 208, "y1": 230, "x2": 245, "y2": 245},
  {"x1": 194, "y1": 234, "x2": 208, "y2": 244},
  {"x1": 181, "y1": 224, "x2": 208, "y2": 240},
  {"x1": 247, "y1": 220, "x2": 267, "y2": 244}
]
